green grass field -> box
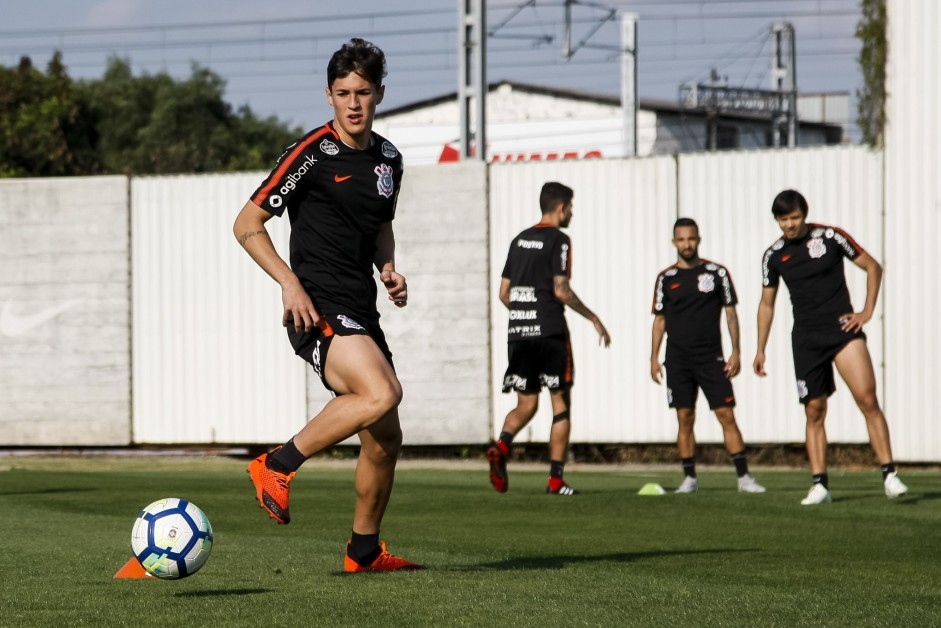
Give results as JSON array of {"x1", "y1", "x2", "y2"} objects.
[{"x1": 1, "y1": 456, "x2": 939, "y2": 627}]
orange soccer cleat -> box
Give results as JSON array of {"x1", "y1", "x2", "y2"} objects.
[
  {"x1": 248, "y1": 448, "x2": 295, "y2": 524},
  {"x1": 343, "y1": 542, "x2": 425, "y2": 573}
]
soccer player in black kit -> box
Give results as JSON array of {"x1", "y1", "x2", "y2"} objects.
[
  {"x1": 651, "y1": 218, "x2": 765, "y2": 494},
  {"x1": 753, "y1": 189, "x2": 908, "y2": 505},
  {"x1": 233, "y1": 39, "x2": 422, "y2": 570},
  {"x1": 487, "y1": 182, "x2": 611, "y2": 495}
]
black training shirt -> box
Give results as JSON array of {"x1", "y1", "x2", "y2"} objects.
[
  {"x1": 761, "y1": 223, "x2": 862, "y2": 329},
  {"x1": 250, "y1": 121, "x2": 403, "y2": 323},
  {"x1": 652, "y1": 261, "x2": 737, "y2": 361},
  {"x1": 501, "y1": 224, "x2": 571, "y2": 341}
]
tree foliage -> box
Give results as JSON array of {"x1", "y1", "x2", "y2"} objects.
[
  {"x1": 855, "y1": 0, "x2": 887, "y2": 148},
  {"x1": 0, "y1": 54, "x2": 302, "y2": 177}
]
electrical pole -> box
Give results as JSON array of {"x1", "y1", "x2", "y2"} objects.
[
  {"x1": 459, "y1": 0, "x2": 486, "y2": 160},
  {"x1": 770, "y1": 22, "x2": 797, "y2": 147},
  {"x1": 621, "y1": 13, "x2": 638, "y2": 157}
]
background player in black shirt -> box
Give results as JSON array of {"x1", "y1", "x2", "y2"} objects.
[
  {"x1": 651, "y1": 218, "x2": 765, "y2": 494},
  {"x1": 487, "y1": 182, "x2": 610, "y2": 496},
  {"x1": 233, "y1": 39, "x2": 421, "y2": 571},
  {"x1": 753, "y1": 189, "x2": 908, "y2": 505}
]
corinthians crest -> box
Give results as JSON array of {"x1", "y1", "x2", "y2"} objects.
[
  {"x1": 807, "y1": 237, "x2": 826, "y2": 259},
  {"x1": 697, "y1": 273, "x2": 715, "y2": 293},
  {"x1": 375, "y1": 163, "x2": 394, "y2": 198}
]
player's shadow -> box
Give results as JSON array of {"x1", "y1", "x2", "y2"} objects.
[
  {"x1": 456, "y1": 548, "x2": 755, "y2": 572},
  {"x1": 0, "y1": 487, "x2": 94, "y2": 496},
  {"x1": 175, "y1": 588, "x2": 271, "y2": 597}
]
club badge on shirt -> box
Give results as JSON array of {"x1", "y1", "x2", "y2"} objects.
[
  {"x1": 808, "y1": 238, "x2": 827, "y2": 259},
  {"x1": 698, "y1": 273, "x2": 715, "y2": 293},
  {"x1": 375, "y1": 163, "x2": 394, "y2": 198}
]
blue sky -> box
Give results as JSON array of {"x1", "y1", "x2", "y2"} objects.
[{"x1": 1, "y1": 0, "x2": 863, "y2": 135}]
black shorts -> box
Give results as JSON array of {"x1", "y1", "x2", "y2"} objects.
[
  {"x1": 287, "y1": 313, "x2": 394, "y2": 393},
  {"x1": 791, "y1": 325, "x2": 865, "y2": 404},
  {"x1": 502, "y1": 336, "x2": 573, "y2": 394},
  {"x1": 665, "y1": 356, "x2": 735, "y2": 410}
]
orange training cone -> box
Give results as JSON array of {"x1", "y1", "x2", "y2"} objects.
[{"x1": 113, "y1": 557, "x2": 154, "y2": 579}]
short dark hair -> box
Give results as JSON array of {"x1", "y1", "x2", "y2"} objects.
[
  {"x1": 772, "y1": 189, "x2": 809, "y2": 217},
  {"x1": 327, "y1": 38, "x2": 387, "y2": 88},
  {"x1": 673, "y1": 217, "x2": 699, "y2": 233},
  {"x1": 539, "y1": 182, "x2": 574, "y2": 214}
]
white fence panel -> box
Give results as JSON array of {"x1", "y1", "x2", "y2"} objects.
[
  {"x1": 884, "y1": 0, "x2": 941, "y2": 462},
  {"x1": 132, "y1": 174, "x2": 307, "y2": 444}
]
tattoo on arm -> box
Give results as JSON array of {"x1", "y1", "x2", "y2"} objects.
[
  {"x1": 554, "y1": 276, "x2": 594, "y2": 319},
  {"x1": 237, "y1": 230, "x2": 266, "y2": 247}
]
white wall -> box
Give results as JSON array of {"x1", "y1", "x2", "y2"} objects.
[
  {"x1": 0, "y1": 176, "x2": 131, "y2": 445},
  {"x1": 884, "y1": 0, "x2": 941, "y2": 462}
]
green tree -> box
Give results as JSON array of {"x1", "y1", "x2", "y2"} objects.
[
  {"x1": 0, "y1": 52, "x2": 99, "y2": 177},
  {"x1": 1, "y1": 53, "x2": 301, "y2": 177},
  {"x1": 856, "y1": 0, "x2": 887, "y2": 147}
]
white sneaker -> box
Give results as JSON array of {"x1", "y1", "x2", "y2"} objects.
[
  {"x1": 675, "y1": 476, "x2": 699, "y2": 493},
  {"x1": 737, "y1": 474, "x2": 766, "y2": 493},
  {"x1": 884, "y1": 472, "x2": 908, "y2": 498},
  {"x1": 800, "y1": 483, "x2": 832, "y2": 505}
]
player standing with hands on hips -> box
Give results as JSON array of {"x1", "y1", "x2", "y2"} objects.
[
  {"x1": 233, "y1": 38, "x2": 422, "y2": 571},
  {"x1": 753, "y1": 189, "x2": 908, "y2": 505},
  {"x1": 651, "y1": 218, "x2": 765, "y2": 494},
  {"x1": 487, "y1": 182, "x2": 611, "y2": 496}
]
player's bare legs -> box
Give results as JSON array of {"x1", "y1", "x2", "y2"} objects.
[
  {"x1": 548, "y1": 389, "x2": 570, "y2": 462},
  {"x1": 676, "y1": 408, "x2": 697, "y2": 458},
  {"x1": 713, "y1": 407, "x2": 745, "y2": 454},
  {"x1": 502, "y1": 392, "x2": 539, "y2": 435},
  {"x1": 804, "y1": 397, "x2": 828, "y2": 475},
  {"x1": 352, "y1": 408, "x2": 402, "y2": 534},
  {"x1": 293, "y1": 335, "x2": 403, "y2": 455},
  {"x1": 833, "y1": 339, "x2": 893, "y2": 464}
]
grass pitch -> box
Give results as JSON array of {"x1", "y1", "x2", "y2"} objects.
[{"x1": 1, "y1": 455, "x2": 939, "y2": 627}]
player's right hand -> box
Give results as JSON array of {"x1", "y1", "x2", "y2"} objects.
[
  {"x1": 650, "y1": 358, "x2": 663, "y2": 384},
  {"x1": 281, "y1": 280, "x2": 320, "y2": 332},
  {"x1": 753, "y1": 352, "x2": 767, "y2": 377}
]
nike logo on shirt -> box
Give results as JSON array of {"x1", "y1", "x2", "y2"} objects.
[
  {"x1": 334, "y1": 174, "x2": 352, "y2": 182},
  {"x1": 0, "y1": 300, "x2": 83, "y2": 338},
  {"x1": 782, "y1": 255, "x2": 792, "y2": 262}
]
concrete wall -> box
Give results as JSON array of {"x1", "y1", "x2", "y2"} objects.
[{"x1": 0, "y1": 176, "x2": 131, "y2": 445}]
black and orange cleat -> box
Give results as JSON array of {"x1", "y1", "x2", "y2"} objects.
[
  {"x1": 486, "y1": 442, "x2": 509, "y2": 493},
  {"x1": 248, "y1": 448, "x2": 295, "y2": 524},
  {"x1": 344, "y1": 541, "x2": 425, "y2": 573}
]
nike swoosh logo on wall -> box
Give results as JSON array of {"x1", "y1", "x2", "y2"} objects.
[
  {"x1": 0, "y1": 300, "x2": 83, "y2": 338},
  {"x1": 334, "y1": 174, "x2": 352, "y2": 182}
]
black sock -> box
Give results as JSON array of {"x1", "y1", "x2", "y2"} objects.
[
  {"x1": 549, "y1": 460, "x2": 565, "y2": 479},
  {"x1": 812, "y1": 473, "x2": 829, "y2": 489},
  {"x1": 730, "y1": 450, "x2": 749, "y2": 478},
  {"x1": 881, "y1": 462, "x2": 896, "y2": 480},
  {"x1": 348, "y1": 531, "x2": 381, "y2": 566},
  {"x1": 681, "y1": 457, "x2": 696, "y2": 478},
  {"x1": 267, "y1": 439, "x2": 307, "y2": 474},
  {"x1": 498, "y1": 431, "x2": 514, "y2": 453}
]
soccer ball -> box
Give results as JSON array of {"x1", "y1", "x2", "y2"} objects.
[{"x1": 131, "y1": 498, "x2": 213, "y2": 579}]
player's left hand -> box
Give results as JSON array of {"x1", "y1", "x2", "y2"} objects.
[
  {"x1": 839, "y1": 311, "x2": 869, "y2": 333},
  {"x1": 724, "y1": 351, "x2": 741, "y2": 379},
  {"x1": 381, "y1": 269, "x2": 408, "y2": 307}
]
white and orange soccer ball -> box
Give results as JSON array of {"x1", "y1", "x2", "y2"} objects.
[{"x1": 130, "y1": 498, "x2": 213, "y2": 579}]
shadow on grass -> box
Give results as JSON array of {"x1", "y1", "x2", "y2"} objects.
[
  {"x1": 458, "y1": 548, "x2": 756, "y2": 571},
  {"x1": 827, "y1": 491, "x2": 941, "y2": 505},
  {"x1": 175, "y1": 588, "x2": 271, "y2": 597},
  {"x1": 0, "y1": 487, "x2": 94, "y2": 497}
]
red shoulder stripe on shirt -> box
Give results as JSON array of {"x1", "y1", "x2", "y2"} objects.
[{"x1": 252, "y1": 124, "x2": 338, "y2": 206}]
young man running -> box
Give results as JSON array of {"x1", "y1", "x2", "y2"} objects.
[
  {"x1": 753, "y1": 189, "x2": 908, "y2": 505},
  {"x1": 233, "y1": 39, "x2": 422, "y2": 570},
  {"x1": 488, "y1": 182, "x2": 611, "y2": 496},
  {"x1": 651, "y1": 218, "x2": 765, "y2": 494}
]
